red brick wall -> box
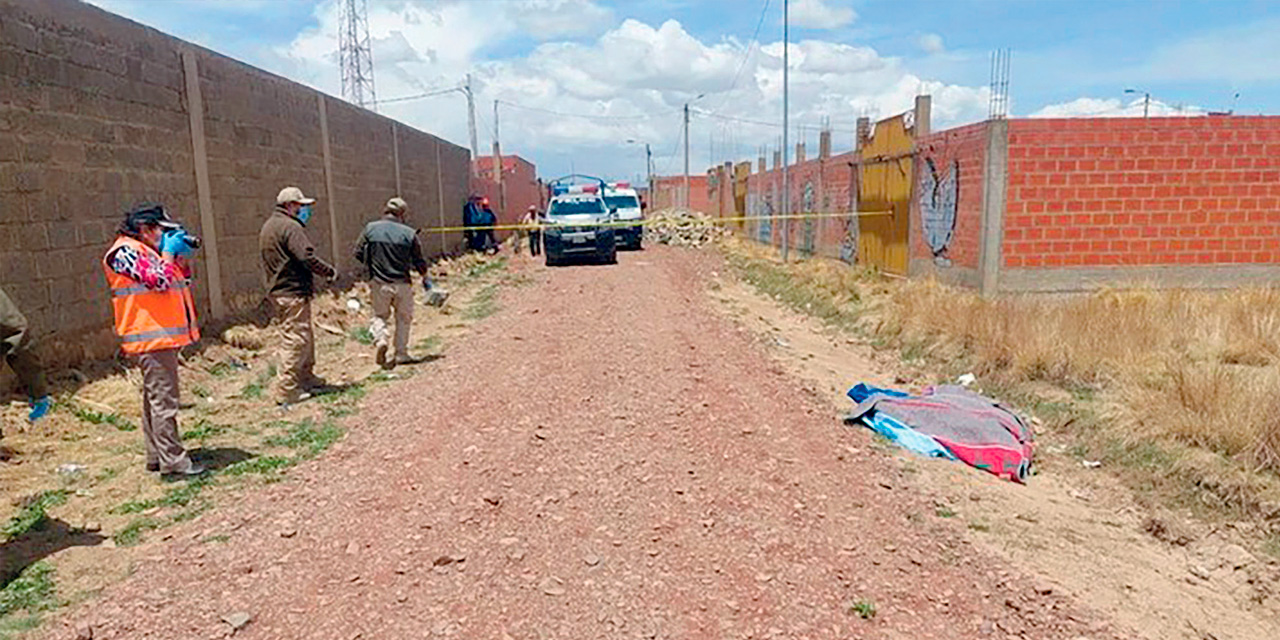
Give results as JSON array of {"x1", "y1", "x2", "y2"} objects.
[
  {"x1": 1003, "y1": 116, "x2": 1280, "y2": 269},
  {"x1": 652, "y1": 175, "x2": 711, "y2": 212},
  {"x1": 912, "y1": 122, "x2": 988, "y2": 270},
  {"x1": 739, "y1": 153, "x2": 859, "y2": 258},
  {"x1": 471, "y1": 155, "x2": 541, "y2": 240}
]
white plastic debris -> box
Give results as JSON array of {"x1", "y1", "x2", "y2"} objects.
[
  {"x1": 1081, "y1": 460, "x2": 1102, "y2": 469},
  {"x1": 956, "y1": 373, "x2": 977, "y2": 387},
  {"x1": 346, "y1": 299, "x2": 361, "y2": 312}
]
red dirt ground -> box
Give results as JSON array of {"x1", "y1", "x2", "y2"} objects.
[{"x1": 38, "y1": 247, "x2": 1126, "y2": 640}]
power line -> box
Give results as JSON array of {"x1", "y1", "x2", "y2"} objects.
[
  {"x1": 372, "y1": 85, "x2": 463, "y2": 106},
  {"x1": 708, "y1": 0, "x2": 771, "y2": 112},
  {"x1": 495, "y1": 99, "x2": 674, "y2": 122}
]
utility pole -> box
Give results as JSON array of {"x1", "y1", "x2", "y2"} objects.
[
  {"x1": 683, "y1": 102, "x2": 691, "y2": 209},
  {"x1": 492, "y1": 100, "x2": 504, "y2": 215},
  {"x1": 645, "y1": 143, "x2": 653, "y2": 202},
  {"x1": 465, "y1": 73, "x2": 479, "y2": 175},
  {"x1": 781, "y1": 0, "x2": 791, "y2": 262}
]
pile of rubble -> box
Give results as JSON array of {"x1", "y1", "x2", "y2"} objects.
[{"x1": 644, "y1": 208, "x2": 727, "y2": 248}]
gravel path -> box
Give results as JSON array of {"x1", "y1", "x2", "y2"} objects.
[{"x1": 43, "y1": 247, "x2": 1122, "y2": 640}]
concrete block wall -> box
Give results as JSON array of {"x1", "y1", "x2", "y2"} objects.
[
  {"x1": 0, "y1": 0, "x2": 470, "y2": 367},
  {"x1": 1000, "y1": 116, "x2": 1280, "y2": 292},
  {"x1": 740, "y1": 151, "x2": 859, "y2": 260}
]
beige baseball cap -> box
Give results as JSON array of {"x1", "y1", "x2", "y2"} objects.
[
  {"x1": 385, "y1": 197, "x2": 408, "y2": 214},
  {"x1": 276, "y1": 186, "x2": 316, "y2": 205}
]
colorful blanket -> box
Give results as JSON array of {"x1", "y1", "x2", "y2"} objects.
[{"x1": 845, "y1": 383, "x2": 1034, "y2": 483}]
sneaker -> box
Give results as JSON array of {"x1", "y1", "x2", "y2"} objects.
[
  {"x1": 375, "y1": 343, "x2": 390, "y2": 369},
  {"x1": 275, "y1": 391, "x2": 312, "y2": 407},
  {"x1": 146, "y1": 461, "x2": 160, "y2": 473},
  {"x1": 161, "y1": 464, "x2": 206, "y2": 481}
]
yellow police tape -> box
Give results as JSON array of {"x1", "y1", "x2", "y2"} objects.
[{"x1": 421, "y1": 210, "x2": 892, "y2": 234}]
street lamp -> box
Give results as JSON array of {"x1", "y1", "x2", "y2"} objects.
[
  {"x1": 1124, "y1": 88, "x2": 1150, "y2": 118},
  {"x1": 626, "y1": 139, "x2": 653, "y2": 205}
]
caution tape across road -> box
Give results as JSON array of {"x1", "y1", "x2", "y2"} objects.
[{"x1": 420, "y1": 210, "x2": 892, "y2": 234}]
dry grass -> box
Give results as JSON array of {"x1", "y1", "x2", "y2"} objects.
[{"x1": 721, "y1": 236, "x2": 1280, "y2": 514}]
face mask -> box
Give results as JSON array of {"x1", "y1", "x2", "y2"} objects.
[{"x1": 296, "y1": 204, "x2": 313, "y2": 225}]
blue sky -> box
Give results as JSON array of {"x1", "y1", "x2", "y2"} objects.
[{"x1": 88, "y1": 0, "x2": 1280, "y2": 181}]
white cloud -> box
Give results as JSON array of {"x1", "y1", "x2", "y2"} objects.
[
  {"x1": 1031, "y1": 97, "x2": 1205, "y2": 118},
  {"x1": 279, "y1": 1, "x2": 986, "y2": 179},
  {"x1": 789, "y1": 0, "x2": 857, "y2": 30},
  {"x1": 917, "y1": 33, "x2": 945, "y2": 55}
]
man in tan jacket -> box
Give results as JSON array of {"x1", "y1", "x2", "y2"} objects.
[{"x1": 259, "y1": 187, "x2": 336, "y2": 406}]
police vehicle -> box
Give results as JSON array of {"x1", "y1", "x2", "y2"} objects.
[
  {"x1": 603, "y1": 182, "x2": 644, "y2": 250},
  {"x1": 543, "y1": 181, "x2": 617, "y2": 266}
]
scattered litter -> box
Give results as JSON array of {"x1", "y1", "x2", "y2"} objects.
[
  {"x1": 426, "y1": 287, "x2": 450, "y2": 308},
  {"x1": 956, "y1": 373, "x2": 977, "y2": 387},
  {"x1": 56, "y1": 463, "x2": 87, "y2": 478},
  {"x1": 346, "y1": 299, "x2": 361, "y2": 312},
  {"x1": 221, "y1": 612, "x2": 252, "y2": 632},
  {"x1": 645, "y1": 209, "x2": 727, "y2": 247},
  {"x1": 845, "y1": 382, "x2": 1034, "y2": 483},
  {"x1": 1081, "y1": 460, "x2": 1102, "y2": 469}
]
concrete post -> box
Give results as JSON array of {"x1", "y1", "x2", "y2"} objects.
[
  {"x1": 773, "y1": 150, "x2": 782, "y2": 170},
  {"x1": 795, "y1": 142, "x2": 806, "y2": 164},
  {"x1": 317, "y1": 94, "x2": 339, "y2": 265},
  {"x1": 914, "y1": 95, "x2": 932, "y2": 137},
  {"x1": 819, "y1": 130, "x2": 831, "y2": 159},
  {"x1": 978, "y1": 119, "x2": 1009, "y2": 296},
  {"x1": 180, "y1": 50, "x2": 224, "y2": 319},
  {"x1": 856, "y1": 117, "x2": 871, "y2": 150}
]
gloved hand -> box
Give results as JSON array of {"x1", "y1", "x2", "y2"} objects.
[
  {"x1": 28, "y1": 396, "x2": 51, "y2": 423},
  {"x1": 161, "y1": 229, "x2": 194, "y2": 257},
  {"x1": 422, "y1": 276, "x2": 433, "y2": 294}
]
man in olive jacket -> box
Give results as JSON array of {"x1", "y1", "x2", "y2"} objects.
[{"x1": 259, "y1": 186, "x2": 336, "y2": 405}]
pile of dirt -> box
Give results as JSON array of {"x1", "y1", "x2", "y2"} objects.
[{"x1": 645, "y1": 208, "x2": 726, "y2": 247}]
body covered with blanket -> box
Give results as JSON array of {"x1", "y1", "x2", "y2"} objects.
[{"x1": 846, "y1": 384, "x2": 1034, "y2": 483}]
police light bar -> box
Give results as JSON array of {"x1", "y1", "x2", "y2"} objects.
[
  {"x1": 567, "y1": 185, "x2": 599, "y2": 194},
  {"x1": 611, "y1": 182, "x2": 630, "y2": 189}
]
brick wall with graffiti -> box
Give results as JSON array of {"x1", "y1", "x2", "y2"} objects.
[
  {"x1": 742, "y1": 151, "x2": 859, "y2": 260},
  {"x1": 911, "y1": 122, "x2": 988, "y2": 272}
]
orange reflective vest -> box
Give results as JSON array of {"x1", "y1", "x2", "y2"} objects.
[{"x1": 102, "y1": 236, "x2": 200, "y2": 354}]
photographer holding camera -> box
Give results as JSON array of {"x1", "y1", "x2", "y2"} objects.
[{"x1": 103, "y1": 204, "x2": 205, "y2": 479}]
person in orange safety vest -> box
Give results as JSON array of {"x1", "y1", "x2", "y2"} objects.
[{"x1": 102, "y1": 204, "x2": 205, "y2": 479}]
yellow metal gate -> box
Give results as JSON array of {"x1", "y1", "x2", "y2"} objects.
[{"x1": 858, "y1": 114, "x2": 915, "y2": 275}]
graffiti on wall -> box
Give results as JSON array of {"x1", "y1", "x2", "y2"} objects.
[
  {"x1": 748, "y1": 190, "x2": 774, "y2": 244},
  {"x1": 801, "y1": 181, "x2": 816, "y2": 254},
  {"x1": 840, "y1": 213, "x2": 859, "y2": 264},
  {"x1": 918, "y1": 157, "x2": 959, "y2": 267}
]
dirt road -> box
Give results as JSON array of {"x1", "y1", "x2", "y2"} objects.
[{"x1": 41, "y1": 248, "x2": 1121, "y2": 640}]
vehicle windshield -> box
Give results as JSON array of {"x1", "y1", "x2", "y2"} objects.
[
  {"x1": 549, "y1": 198, "x2": 607, "y2": 216},
  {"x1": 604, "y1": 195, "x2": 641, "y2": 210}
]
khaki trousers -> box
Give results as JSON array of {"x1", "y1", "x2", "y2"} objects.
[
  {"x1": 137, "y1": 348, "x2": 194, "y2": 473},
  {"x1": 0, "y1": 286, "x2": 47, "y2": 399},
  {"x1": 370, "y1": 281, "x2": 414, "y2": 360},
  {"x1": 272, "y1": 295, "x2": 316, "y2": 402}
]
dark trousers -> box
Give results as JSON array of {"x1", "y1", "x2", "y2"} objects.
[
  {"x1": 529, "y1": 231, "x2": 542, "y2": 256},
  {"x1": 0, "y1": 287, "x2": 47, "y2": 399}
]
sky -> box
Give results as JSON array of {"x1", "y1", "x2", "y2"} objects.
[{"x1": 85, "y1": 0, "x2": 1280, "y2": 183}]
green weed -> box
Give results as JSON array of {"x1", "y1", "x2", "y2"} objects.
[
  {"x1": 202, "y1": 534, "x2": 230, "y2": 544},
  {"x1": 2, "y1": 491, "x2": 69, "y2": 541},
  {"x1": 191, "y1": 385, "x2": 212, "y2": 399},
  {"x1": 849, "y1": 599, "x2": 876, "y2": 620},
  {"x1": 464, "y1": 284, "x2": 499, "y2": 320},
  {"x1": 1262, "y1": 534, "x2": 1280, "y2": 559},
  {"x1": 69, "y1": 405, "x2": 135, "y2": 432},
  {"x1": 112, "y1": 477, "x2": 211, "y2": 515},
  {"x1": 935, "y1": 506, "x2": 957, "y2": 518},
  {"x1": 465, "y1": 257, "x2": 508, "y2": 280},
  {"x1": 221, "y1": 455, "x2": 293, "y2": 476},
  {"x1": 0, "y1": 561, "x2": 56, "y2": 618},
  {"x1": 349, "y1": 327, "x2": 375, "y2": 345},
  {"x1": 181, "y1": 419, "x2": 228, "y2": 441},
  {"x1": 113, "y1": 517, "x2": 161, "y2": 547},
  {"x1": 264, "y1": 419, "x2": 343, "y2": 459},
  {"x1": 416, "y1": 335, "x2": 443, "y2": 352}
]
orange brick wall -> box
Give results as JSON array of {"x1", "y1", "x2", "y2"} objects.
[
  {"x1": 1003, "y1": 117, "x2": 1280, "y2": 269},
  {"x1": 912, "y1": 122, "x2": 989, "y2": 270},
  {"x1": 651, "y1": 175, "x2": 712, "y2": 212}
]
